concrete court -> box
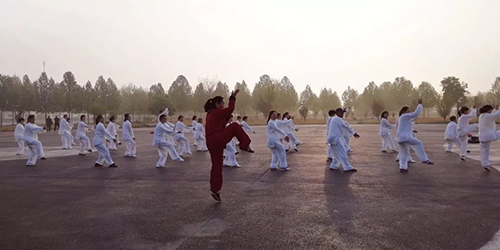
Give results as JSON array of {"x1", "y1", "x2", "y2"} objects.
[{"x1": 1, "y1": 124, "x2": 500, "y2": 250}]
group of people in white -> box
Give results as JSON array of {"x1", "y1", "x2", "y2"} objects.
[{"x1": 12, "y1": 97, "x2": 500, "y2": 173}]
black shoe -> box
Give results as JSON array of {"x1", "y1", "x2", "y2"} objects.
[
  {"x1": 78, "y1": 153, "x2": 85, "y2": 156},
  {"x1": 118, "y1": 143, "x2": 122, "y2": 145},
  {"x1": 294, "y1": 149, "x2": 298, "y2": 152},
  {"x1": 235, "y1": 152, "x2": 239, "y2": 155},
  {"x1": 109, "y1": 164, "x2": 118, "y2": 168},
  {"x1": 242, "y1": 147, "x2": 254, "y2": 153},
  {"x1": 400, "y1": 169, "x2": 408, "y2": 173},
  {"x1": 460, "y1": 157, "x2": 466, "y2": 161},
  {"x1": 87, "y1": 149, "x2": 93, "y2": 153},
  {"x1": 40, "y1": 157, "x2": 46, "y2": 160},
  {"x1": 484, "y1": 166, "x2": 491, "y2": 172},
  {"x1": 26, "y1": 165, "x2": 36, "y2": 167},
  {"x1": 211, "y1": 192, "x2": 221, "y2": 202},
  {"x1": 344, "y1": 169, "x2": 357, "y2": 173},
  {"x1": 422, "y1": 160, "x2": 434, "y2": 165},
  {"x1": 381, "y1": 150, "x2": 387, "y2": 153},
  {"x1": 94, "y1": 163, "x2": 103, "y2": 167},
  {"x1": 286, "y1": 149, "x2": 289, "y2": 152},
  {"x1": 467, "y1": 150, "x2": 471, "y2": 153}
]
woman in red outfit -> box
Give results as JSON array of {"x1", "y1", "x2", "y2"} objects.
[{"x1": 204, "y1": 90, "x2": 253, "y2": 202}]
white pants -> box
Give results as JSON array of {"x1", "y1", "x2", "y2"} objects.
[
  {"x1": 270, "y1": 143, "x2": 288, "y2": 169},
  {"x1": 156, "y1": 141, "x2": 181, "y2": 167},
  {"x1": 329, "y1": 144, "x2": 354, "y2": 171},
  {"x1": 116, "y1": 135, "x2": 121, "y2": 144},
  {"x1": 26, "y1": 140, "x2": 44, "y2": 166},
  {"x1": 344, "y1": 136, "x2": 352, "y2": 151},
  {"x1": 193, "y1": 134, "x2": 198, "y2": 146},
  {"x1": 223, "y1": 142, "x2": 239, "y2": 166},
  {"x1": 445, "y1": 138, "x2": 462, "y2": 152},
  {"x1": 288, "y1": 132, "x2": 300, "y2": 145},
  {"x1": 397, "y1": 137, "x2": 430, "y2": 170},
  {"x1": 78, "y1": 136, "x2": 91, "y2": 154},
  {"x1": 174, "y1": 134, "x2": 191, "y2": 155},
  {"x1": 60, "y1": 134, "x2": 72, "y2": 149},
  {"x1": 381, "y1": 134, "x2": 397, "y2": 151},
  {"x1": 458, "y1": 124, "x2": 479, "y2": 157},
  {"x1": 284, "y1": 134, "x2": 297, "y2": 151},
  {"x1": 327, "y1": 144, "x2": 333, "y2": 159},
  {"x1": 480, "y1": 131, "x2": 500, "y2": 167},
  {"x1": 196, "y1": 137, "x2": 208, "y2": 151},
  {"x1": 95, "y1": 142, "x2": 114, "y2": 165},
  {"x1": 16, "y1": 140, "x2": 26, "y2": 155},
  {"x1": 108, "y1": 139, "x2": 117, "y2": 150},
  {"x1": 124, "y1": 138, "x2": 137, "y2": 157}
]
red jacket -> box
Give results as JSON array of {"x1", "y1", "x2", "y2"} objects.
[{"x1": 205, "y1": 96, "x2": 235, "y2": 144}]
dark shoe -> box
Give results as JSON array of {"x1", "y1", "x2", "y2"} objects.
[
  {"x1": 40, "y1": 157, "x2": 46, "y2": 160},
  {"x1": 484, "y1": 166, "x2": 491, "y2": 172},
  {"x1": 422, "y1": 160, "x2": 434, "y2": 165},
  {"x1": 109, "y1": 164, "x2": 118, "y2": 168},
  {"x1": 26, "y1": 165, "x2": 36, "y2": 167},
  {"x1": 381, "y1": 150, "x2": 387, "y2": 153},
  {"x1": 211, "y1": 191, "x2": 221, "y2": 202},
  {"x1": 294, "y1": 149, "x2": 298, "y2": 152},
  {"x1": 286, "y1": 149, "x2": 289, "y2": 152},
  {"x1": 118, "y1": 143, "x2": 122, "y2": 145},
  {"x1": 87, "y1": 149, "x2": 93, "y2": 153},
  {"x1": 467, "y1": 150, "x2": 471, "y2": 153},
  {"x1": 344, "y1": 169, "x2": 357, "y2": 173},
  {"x1": 400, "y1": 169, "x2": 408, "y2": 173},
  {"x1": 242, "y1": 147, "x2": 254, "y2": 153},
  {"x1": 460, "y1": 157, "x2": 466, "y2": 161},
  {"x1": 78, "y1": 153, "x2": 85, "y2": 156},
  {"x1": 94, "y1": 163, "x2": 103, "y2": 167},
  {"x1": 235, "y1": 152, "x2": 239, "y2": 155}
]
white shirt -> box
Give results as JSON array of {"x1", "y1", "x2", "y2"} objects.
[
  {"x1": 174, "y1": 121, "x2": 190, "y2": 134},
  {"x1": 379, "y1": 118, "x2": 396, "y2": 136},
  {"x1": 152, "y1": 122, "x2": 178, "y2": 146},
  {"x1": 457, "y1": 109, "x2": 477, "y2": 136},
  {"x1": 58, "y1": 119, "x2": 71, "y2": 135},
  {"x1": 444, "y1": 121, "x2": 458, "y2": 140},
  {"x1": 107, "y1": 122, "x2": 117, "y2": 136},
  {"x1": 94, "y1": 122, "x2": 114, "y2": 145},
  {"x1": 396, "y1": 104, "x2": 423, "y2": 143},
  {"x1": 122, "y1": 120, "x2": 135, "y2": 140},
  {"x1": 241, "y1": 121, "x2": 254, "y2": 133},
  {"x1": 192, "y1": 120, "x2": 198, "y2": 130},
  {"x1": 194, "y1": 123, "x2": 205, "y2": 140},
  {"x1": 76, "y1": 121, "x2": 93, "y2": 139},
  {"x1": 327, "y1": 116, "x2": 355, "y2": 146},
  {"x1": 14, "y1": 123, "x2": 25, "y2": 141},
  {"x1": 275, "y1": 119, "x2": 293, "y2": 133},
  {"x1": 24, "y1": 123, "x2": 44, "y2": 143},
  {"x1": 267, "y1": 120, "x2": 287, "y2": 148},
  {"x1": 326, "y1": 116, "x2": 333, "y2": 137},
  {"x1": 478, "y1": 110, "x2": 500, "y2": 142}
]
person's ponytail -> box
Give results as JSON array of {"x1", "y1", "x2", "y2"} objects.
[{"x1": 204, "y1": 98, "x2": 214, "y2": 112}]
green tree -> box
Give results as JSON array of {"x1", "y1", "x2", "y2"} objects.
[
  {"x1": 192, "y1": 82, "x2": 211, "y2": 113},
  {"x1": 371, "y1": 99, "x2": 385, "y2": 118},
  {"x1": 441, "y1": 76, "x2": 469, "y2": 111},
  {"x1": 105, "y1": 78, "x2": 121, "y2": 113},
  {"x1": 417, "y1": 81, "x2": 439, "y2": 117},
  {"x1": 490, "y1": 77, "x2": 500, "y2": 103},
  {"x1": 148, "y1": 83, "x2": 175, "y2": 115},
  {"x1": 341, "y1": 86, "x2": 359, "y2": 119},
  {"x1": 33, "y1": 72, "x2": 54, "y2": 116},
  {"x1": 275, "y1": 76, "x2": 298, "y2": 113},
  {"x1": 213, "y1": 81, "x2": 230, "y2": 100},
  {"x1": 437, "y1": 97, "x2": 453, "y2": 121},
  {"x1": 392, "y1": 77, "x2": 416, "y2": 108},
  {"x1": 20, "y1": 75, "x2": 36, "y2": 116},
  {"x1": 318, "y1": 88, "x2": 342, "y2": 119},
  {"x1": 168, "y1": 75, "x2": 192, "y2": 113},
  {"x1": 378, "y1": 81, "x2": 396, "y2": 112},
  {"x1": 234, "y1": 80, "x2": 252, "y2": 115},
  {"x1": 252, "y1": 75, "x2": 277, "y2": 116}
]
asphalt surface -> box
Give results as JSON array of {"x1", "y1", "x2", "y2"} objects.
[{"x1": 1, "y1": 124, "x2": 500, "y2": 250}]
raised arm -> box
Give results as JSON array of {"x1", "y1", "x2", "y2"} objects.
[
  {"x1": 461, "y1": 109, "x2": 477, "y2": 119},
  {"x1": 100, "y1": 124, "x2": 115, "y2": 140},
  {"x1": 158, "y1": 108, "x2": 169, "y2": 123},
  {"x1": 407, "y1": 104, "x2": 423, "y2": 119}
]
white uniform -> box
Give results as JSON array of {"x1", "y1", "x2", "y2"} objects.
[
  {"x1": 122, "y1": 120, "x2": 136, "y2": 157},
  {"x1": 478, "y1": 110, "x2": 500, "y2": 167},
  {"x1": 284, "y1": 118, "x2": 301, "y2": 149},
  {"x1": 343, "y1": 120, "x2": 354, "y2": 152},
  {"x1": 94, "y1": 122, "x2": 115, "y2": 165},
  {"x1": 457, "y1": 109, "x2": 478, "y2": 158},
  {"x1": 326, "y1": 116, "x2": 334, "y2": 159},
  {"x1": 153, "y1": 122, "x2": 183, "y2": 167},
  {"x1": 380, "y1": 118, "x2": 397, "y2": 151},
  {"x1": 327, "y1": 116, "x2": 355, "y2": 171},
  {"x1": 194, "y1": 123, "x2": 208, "y2": 151},
  {"x1": 276, "y1": 119, "x2": 297, "y2": 151},
  {"x1": 174, "y1": 121, "x2": 192, "y2": 155},
  {"x1": 107, "y1": 122, "x2": 118, "y2": 150},
  {"x1": 223, "y1": 122, "x2": 239, "y2": 167},
  {"x1": 24, "y1": 123, "x2": 45, "y2": 166},
  {"x1": 76, "y1": 121, "x2": 93, "y2": 154},
  {"x1": 157, "y1": 108, "x2": 177, "y2": 146},
  {"x1": 192, "y1": 120, "x2": 198, "y2": 146},
  {"x1": 14, "y1": 123, "x2": 27, "y2": 155},
  {"x1": 114, "y1": 123, "x2": 121, "y2": 144},
  {"x1": 396, "y1": 104, "x2": 430, "y2": 170},
  {"x1": 58, "y1": 119, "x2": 73, "y2": 149},
  {"x1": 267, "y1": 119, "x2": 289, "y2": 170},
  {"x1": 241, "y1": 121, "x2": 254, "y2": 134},
  {"x1": 444, "y1": 121, "x2": 461, "y2": 152},
  {"x1": 395, "y1": 118, "x2": 415, "y2": 162}
]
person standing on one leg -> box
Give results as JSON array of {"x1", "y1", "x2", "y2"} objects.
[
  {"x1": 457, "y1": 106, "x2": 478, "y2": 161},
  {"x1": 195, "y1": 118, "x2": 208, "y2": 152},
  {"x1": 174, "y1": 115, "x2": 193, "y2": 156},
  {"x1": 478, "y1": 105, "x2": 500, "y2": 171},
  {"x1": 327, "y1": 108, "x2": 359, "y2": 172},
  {"x1": 24, "y1": 115, "x2": 46, "y2": 166},
  {"x1": 396, "y1": 99, "x2": 433, "y2": 173},
  {"x1": 14, "y1": 118, "x2": 27, "y2": 155},
  {"x1": 223, "y1": 115, "x2": 240, "y2": 167},
  {"x1": 153, "y1": 114, "x2": 184, "y2": 168},
  {"x1": 205, "y1": 90, "x2": 253, "y2": 202},
  {"x1": 94, "y1": 115, "x2": 117, "y2": 168},
  {"x1": 379, "y1": 111, "x2": 397, "y2": 153},
  {"x1": 267, "y1": 111, "x2": 290, "y2": 171},
  {"x1": 107, "y1": 116, "x2": 118, "y2": 150},
  {"x1": 444, "y1": 116, "x2": 462, "y2": 152},
  {"x1": 122, "y1": 114, "x2": 136, "y2": 158},
  {"x1": 76, "y1": 115, "x2": 93, "y2": 156}
]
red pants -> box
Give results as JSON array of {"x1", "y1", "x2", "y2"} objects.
[{"x1": 207, "y1": 123, "x2": 251, "y2": 192}]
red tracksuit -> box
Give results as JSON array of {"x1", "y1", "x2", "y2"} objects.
[{"x1": 206, "y1": 96, "x2": 251, "y2": 192}]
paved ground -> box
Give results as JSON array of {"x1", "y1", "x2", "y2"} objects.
[{"x1": 1, "y1": 124, "x2": 500, "y2": 250}]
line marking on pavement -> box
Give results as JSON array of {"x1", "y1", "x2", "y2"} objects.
[{"x1": 0, "y1": 146, "x2": 96, "y2": 162}]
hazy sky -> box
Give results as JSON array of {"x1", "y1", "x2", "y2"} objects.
[{"x1": 1, "y1": 0, "x2": 499, "y2": 96}]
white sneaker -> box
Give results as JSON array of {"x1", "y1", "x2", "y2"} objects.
[
  {"x1": 280, "y1": 166, "x2": 290, "y2": 171},
  {"x1": 234, "y1": 164, "x2": 242, "y2": 168},
  {"x1": 175, "y1": 158, "x2": 184, "y2": 162},
  {"x1": 409, "y1": 160, "x2": 416, "y2": 163}
]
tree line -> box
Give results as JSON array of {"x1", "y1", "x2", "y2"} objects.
[{"x1": 1, "y1": 71, "x2": 499, "y2": 125}]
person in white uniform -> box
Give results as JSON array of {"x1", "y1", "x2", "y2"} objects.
[
  {"x1": 14, "y1": 117, "x2": 27, "y2": 155},
  {"x1": 395, "y1": 117, "x2": 416, "y2": 163},
  {"x1": 457, "y1": 106, "x2": 478, "y2": 161},
  {"x1": 241, "y1": 116, "x2": 255, "y2": 135},
  {"x1": 107, "y1": 116, "x2": 118, "y2": 150},
  {"x1": 396, "y1": 99, "x2": 434, "y2": 172},
  {"x1": 327, "y1": 108, "x2": 359, "y2": 172},
  {"x1": 24, "y1": 115, "x2": 46, "y2": 166},
  {"x1": 76, "y1": 115, "x2": 94, "y2": 155},
  {"x1": 153, "y1": 114, "x2": 184, "y2": 168},
  {"x1": 66, "y1": 117, "x2": 77, "y2": 146},
  {"x1": 174, "y1": 115, "x2": 193, "y2": 156},
  {"x1": 194, "y1": 118, "x2": 208, "y2": 152},
  {"x1": 191, "y1": 116, "x2": 198, "y2": 146},
  {"x1": 283, "y1": 112, "x2": 301, "y2": 149},
  {"x1": 379, "y1": 111, "x2": 397, "y2": 152},
  {"x1": 326, "y1": 110, "x2": 335, "y2": 160},
  {"x1": 122, "y1": 114, "x2": 136, "y2": 157},
  {"x1": 94, "y1": 115, "x2": 117, "y2": 167},
  {"x1": 478, "y1": 105, "x2": 500, "y2": 171},
  {"x1": 267, "y1": 110, "x2": 290, "y2": 171},
  {"x1": 444, "y1": 116, "x2": 462, "y2": 152},
  {"x1": 275, "y1": 113, "x2": 297, "y2": 152},
  {"x1": 58, "y1": 114, "x2": 73, "y2": 149},
  {"x1": 223, "y1": 115, "x2": 240, "y2": 167}
]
